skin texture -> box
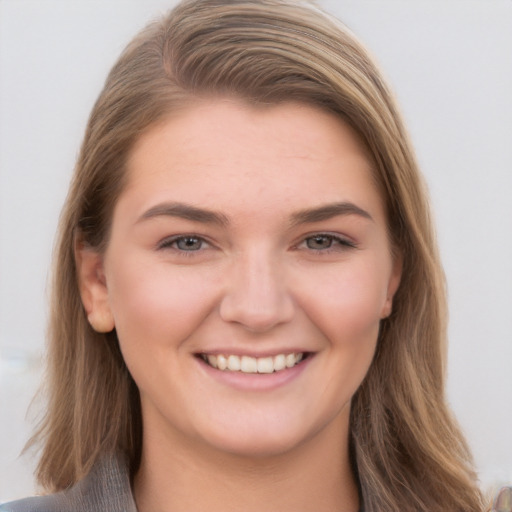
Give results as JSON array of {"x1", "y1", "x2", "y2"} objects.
[{"x1": 78, "y1": 99, "x2": 401, "y2": 512}]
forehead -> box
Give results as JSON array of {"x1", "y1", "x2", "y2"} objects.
[{"x1": 120, "y1": 99, "x2": 385, "y2": 225}]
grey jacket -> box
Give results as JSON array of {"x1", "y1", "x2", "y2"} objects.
[
  {"x1": 0, "y1": 456, "x2": 137, "y2": 512},
  {"x1": 4, "y1": 455, "x2": 510, "y2": 512},
  {"x1": 1, "y1": 456, "x2": 372, "y2": 512}
]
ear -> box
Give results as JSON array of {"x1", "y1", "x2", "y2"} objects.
[
  {"x1": 75, "y1": 241, "x2": 115, "y2": 333},
  {"x1": 380, "y1": 253, "x2": 403, "y2": 319}
]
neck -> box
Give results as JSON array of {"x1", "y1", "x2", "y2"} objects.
[{"x1": 134, "y1": 414, "x2": 360, "y2": 512}]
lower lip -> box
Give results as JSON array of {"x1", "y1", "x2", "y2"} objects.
[{"x1": 196, "y1": 355, "x2": 313, "y2": 391}]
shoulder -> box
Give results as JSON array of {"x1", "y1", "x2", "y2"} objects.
[
  {"x1": 0, "y1": 454, "x2": 137, "y2": 512},
  {"x1": 0, "y1": 493, "x2": 71, "y2": 512},
  {"x1": 493, "y1": 485, "x2": 512, "y2": 511}
]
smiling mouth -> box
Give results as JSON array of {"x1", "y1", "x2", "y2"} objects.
[{"x1": 198, "y1": 352, "x2": 309, "y2": 374}]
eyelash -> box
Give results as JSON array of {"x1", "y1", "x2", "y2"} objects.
[
  {"x1": 157, "y1": 233, "x2": 357, "y2": 255},
  {"x1": 157, "y1": 235, "x2": 210, "y2": 253},
  {"x1": 297, "y1": 233, "x2": 357, "y2": 253}
]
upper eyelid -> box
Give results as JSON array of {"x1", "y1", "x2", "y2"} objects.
[{"x1": 296, "y1": 232, "x2": 357, "y2": 247}]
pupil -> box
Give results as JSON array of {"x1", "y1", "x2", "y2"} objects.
[
  {"x1": 178, "y1": 237, "x2": 201, "y2": 250},
  {"x1": 308, "y1": 235, "x2": 331, "y2": 249}
]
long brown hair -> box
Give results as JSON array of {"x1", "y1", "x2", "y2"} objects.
[{"x1": 33, "y1": 1, "x2": 484, "y2": 510}]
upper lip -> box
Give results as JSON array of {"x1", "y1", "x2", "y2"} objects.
[{"x1": 195, "y1": 349, "x2": 312, "y2": 358}]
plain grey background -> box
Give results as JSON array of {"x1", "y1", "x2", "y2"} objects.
[{"x1": 1, "y1": 0, "x2": 511, "y2": 501}]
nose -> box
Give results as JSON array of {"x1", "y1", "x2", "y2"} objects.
[{"x1": 219, "y1": 250, "x2": 295, "y2": 333}]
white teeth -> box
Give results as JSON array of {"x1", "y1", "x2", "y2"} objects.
[
  {"x1": 201, "y1": 352, "x2": 305, "y2": 373},
  {"x1": 227, "y1": 355, "x2": 241, "y2": 371},
  {"x1": 285, "y1": 353, "x2": 296, "y2": 368},
  {"x1": 257, "y1": 357, "x2": 274, "y2": 374},
  {"x1": 217, "y1": 354, "x2": 228, "y2": 370},
  {"x1": 273, "y1": 354, "x2": 286, "y2": 371},
  {"x1": 241, "y1": 355, "x2": 258, "y2": 373}
]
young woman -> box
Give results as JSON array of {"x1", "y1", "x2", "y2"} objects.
[{"x1": 0, "y1": 0, "x2": 487, "y2": 510}]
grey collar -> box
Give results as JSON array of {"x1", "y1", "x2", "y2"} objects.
[{"x1": 0, "y1": 454, "x2": 137, "y2": 512}]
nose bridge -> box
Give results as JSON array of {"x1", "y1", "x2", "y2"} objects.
[{"x1": 219, "y1": 245, "x2": 294, "y2": 332}]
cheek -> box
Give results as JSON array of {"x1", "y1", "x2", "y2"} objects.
[
  {"x1": 296, "y1": 260, "x2": 389, "y2": 342},
  {"x1": 106, "y1": 255, "x2": 222, "y2": 352}
]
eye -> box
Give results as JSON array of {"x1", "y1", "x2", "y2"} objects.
[
  {"x1": 306, "y1": 235, "x2": 336, "y2": 250},
  {"x1": 158, "y1": 235, "x2": 208, "y2": 252},
  {"x1": 301, "y1": 233, "x2": 356, "y2": 252}
]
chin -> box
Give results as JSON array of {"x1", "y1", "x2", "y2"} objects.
[
  {"x1": 194, "y1": 410, "x2": 343, "y2": 461},
  {"x1": 204, "y1": 431, "x2": 306, "y2": 460}
]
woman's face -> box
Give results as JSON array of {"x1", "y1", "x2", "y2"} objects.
[{"x1": 79, "y1": 99, "x2": 401, "y2": 458}]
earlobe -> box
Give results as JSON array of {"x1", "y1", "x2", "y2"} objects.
[
  {"x1": 380, "y1": 297, "x2": 394, "y2": 319},
  {"x1": 381, "y1": 253, "x2": 403, "y2": 319},
  {"x1": 75, "y1": 241, "x2": 115, "y2": 333},
  {"x1": 87, "y1": 309, "x2": 115, "y2": 334}
]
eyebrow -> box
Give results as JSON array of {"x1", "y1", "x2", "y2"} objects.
[
  {"x1": 138, "y1": 200, "x2": 372, "y2": 227},
  {"x1": 289, "y1": 202, "x2": 373, "y2": 226},
  {"x1": 138, "y1": 202, "x2": 229, "y2": 226}
]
